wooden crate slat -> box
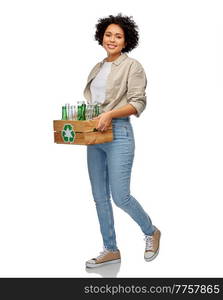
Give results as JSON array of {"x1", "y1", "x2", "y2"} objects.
[
  {"x1": 84, "y1": 130, "x2": 113, "y2": 144},
  {"x1": 54, "y1": 132, "x2": 86, "y2": 145},
  {"x1": 53, "y1": 120, "x2": 112, "y2": 132}
]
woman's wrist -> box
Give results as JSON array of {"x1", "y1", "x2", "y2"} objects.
[{"x1": 107, "y1": 110, "x2": 114, "y2": 119}]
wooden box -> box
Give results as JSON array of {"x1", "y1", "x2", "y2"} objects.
[{"x1": 53, "y1": 120, "x2": 113, "y2": 145}]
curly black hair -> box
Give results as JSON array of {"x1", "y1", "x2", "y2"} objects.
[{"x1": 94, "y1": 13, "x2": 139, "y2": 53}]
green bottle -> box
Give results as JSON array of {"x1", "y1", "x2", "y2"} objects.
[
  {"x1": 97, "y1": 103, "x2": 101, "y2": 116},
  {"x1": 93, "y1": 102, "x2": 101, "y2": 117},
  {"x1": 93, "y1": 103, "x2": 98, "y2": 117},
  {"x1": 82, "y1": 101, "x2": 86, "y2": 120},
  {"x1": 77, "y1": 101, "x2": 82, "y2": 120},
  {"x1": 62, "y1": 106, "x2": 67, "y2": 120}
]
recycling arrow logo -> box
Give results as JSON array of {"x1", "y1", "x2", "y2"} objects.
[{"x1": 61, "y1": 124, "x2": 75, "y2": 143}]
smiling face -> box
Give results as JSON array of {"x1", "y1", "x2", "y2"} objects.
[{"x1": 102, "y1": 24, "x2": 126, "y2": 60}]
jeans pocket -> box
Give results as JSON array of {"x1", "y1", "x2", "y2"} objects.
[
  {"x1": 125, "y1": 124, "x2": 135, "y2": 141},
  {"x1": 113, "y1": 125, "x2": 128, "y2": 139}
]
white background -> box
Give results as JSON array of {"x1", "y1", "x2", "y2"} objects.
[{"x1": 0, "y1": 0, "x2": 223, "y2": 277}]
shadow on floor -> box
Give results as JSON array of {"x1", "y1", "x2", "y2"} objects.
[{"x1": 85, "y1": 262, "x2": 121, "y2": 277}]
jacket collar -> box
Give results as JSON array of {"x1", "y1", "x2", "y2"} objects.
[{"x1": 100, "y1": 53, "x2": 128, "y2": 66}]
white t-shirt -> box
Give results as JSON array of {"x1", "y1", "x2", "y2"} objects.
[{"x1": 90, "y1": 61, "x2": 112, "y2": 104}]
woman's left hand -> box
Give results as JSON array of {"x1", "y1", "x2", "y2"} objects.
[{"x1": 94, "y1": 111, "x2": 112, "y2": 132}]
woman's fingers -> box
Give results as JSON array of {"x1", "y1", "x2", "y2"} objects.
[
  {"x1": 96, "y1": 121, "x2": 103, "y2": 130},
  {"x1": 101, "y1": 124, "x2": 109, "y2": 131},
  {"x1": 94, "y1": 112, "x2": 112, "y2": 131},
  {"x1": 97, "y1": 122, "x2": 108, "y2": 131}
]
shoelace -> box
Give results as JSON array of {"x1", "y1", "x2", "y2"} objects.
[
  {"x1": 95, "y1": 248, "x2": 110, "y2": 260},
  {"x1": 144, "y1": 235, "x2": 154, "y2": 251}
]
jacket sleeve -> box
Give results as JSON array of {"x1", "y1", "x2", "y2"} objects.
[
  {"x1": 127, "y1": 60, "x2": 147, "y2": 117},
  {"x1": 86, "y1": 62, "x2": 101, "y2": 82},
  {"x1": 83, "y1": 62, "x2": 100, "y2": 102}
]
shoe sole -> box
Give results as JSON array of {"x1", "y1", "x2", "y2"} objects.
[
  {"x1": 144, "y1": 248, "x2": 159, "y2": 262},
  {"x1": 86, "y1": 258, "x2": 121, "y2": 268}
]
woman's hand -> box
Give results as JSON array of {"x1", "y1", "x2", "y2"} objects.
[{"x1": 94, "y1": 111, "x2": 113, "y2": 132}]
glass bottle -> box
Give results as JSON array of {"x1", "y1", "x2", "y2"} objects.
[{"x1": 62, "y1": 106, "x2": 67, "y2": 120}]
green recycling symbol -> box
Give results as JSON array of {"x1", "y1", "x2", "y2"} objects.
[{"x1": 61, "y1": 124, "x2": 75, "y2": 143}]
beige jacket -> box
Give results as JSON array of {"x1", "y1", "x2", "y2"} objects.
[{"x1": 83, "y1": 53, "x2": 147, "y2": 117}]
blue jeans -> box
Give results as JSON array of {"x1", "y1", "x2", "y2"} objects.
[{"x1": 87, "y1": 117, "x2": 155, "y2": 251}]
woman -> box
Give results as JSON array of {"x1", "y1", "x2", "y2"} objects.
[{"x1": 83, "y1": 14, "x2": 161, "y2": 268}]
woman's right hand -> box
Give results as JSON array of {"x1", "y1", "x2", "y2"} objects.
[{"x1": 93, "y1": 111, "x2": 113, "y2": 132}]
